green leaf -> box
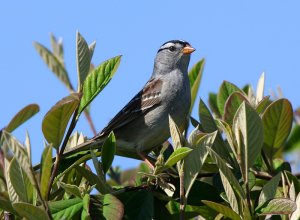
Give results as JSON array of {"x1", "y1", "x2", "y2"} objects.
[
  {"x1": 233, "y1": 102, "x2": 264, "y2": 182},
  {"x1": 202, "y1": 200, "x2": 241, "y2": 220},
  {"x1": 223, "y1": 91, "x2": 248, "y2": 125},
  {"x1": 81, "y1": 194, "x2": 91, "y2": 220},
  {"x1": 199, "y1": 100, "x2": 233, "y2": 164},
  {"x1": 188, "y1": 125, "x2": 205, "y2": 146},
  {"x1": 5, "y1": 104, "x2": 40, "y2": 133},
  {"x1": 219, "y1": 171, "x2": 239, "y2": 214},
  {"x1": 34, "y1": 42, "x2": 73, "y2": 91},
  {"x1": 117, "y1": 190, "x2": 153, "y2": 220},
  {"x1": 208, "y1": 92, "x2": 221, "y2": 118},
  {"x1": 60, "y1": 182, "x2": 82, "y2": 198},
  {"x1": 6, "y1": 159, "x2": 19, "y2": 203},
  {"x1": 184, "y1": 132, "x2": 217, "y2": 197},
  {"x1": 207, "y1": 146, "x2": 245, "y2": 199},
  {"x1": 101, "y1": 132, "x2": 116, "y2": 174},
  {"x1": 8, "y1": 157, "x2": 30, "y2": 202},
  {"x1": 78, "y1": 56, "x2": 121, "y2": 114},
  {"x1": 258, "y1": 172, "x2": 281, "y2": 205},
  {"x1": 0, "y1": 194, "x2": 17, "y2": 215},
  {"x1": 188, "y1": 58, "x2": 205, "y2": 113},
  {"x1": 256, "y1": 198, "x2": 296, "y2": 215},
  {"x1": 255, "y1": 96, "x2": 271, "y2": 114},
  {"x1": 40, "y1": 145, "x2": 53, "y2": 200},
  {"x1": 284, "y1": 125, "x2": 300, "y2": 152},
  {"x1": 168, "y1": 115, "x2": 183, "y2": 150},
  {"x1": 262, "y1": 99, "x2": 293, "y2": 159},
  {"x1": 76, "y1": 166, "x2": 102, "y2": 193},
  {"x1": 165, "y1": 147, "x2": 192, "y2": 168},
  {"x1": 76, "y1": 31, "x2": 92, "y2": 89},
  {"x1": 50, "y1": 33, "x2": 64, "y2": 61},
  {"x1": 1, "y1": 131, "x2": 36, "y2": 187},
  {"x1": 13, "y1": 202, "x2": 50, "y2": 220},
  {"x1": 90, "y1": 194, "x2": 123, "y2": 220},
  {"x1": 42, "y1": 93, "x2": 80, "y2": 149},
  {"x1": 217, "y1": 81, "x2": 242, "y2": 116},
  {"x1": 91, "y1": 151, "x2": 113, "y2": 194},
  {"x1": 49, "y1": 197, "x2": 83, "y2": 220},
  {"x1": 89, "y1": 41, "x2": 96, "y2": 59}
]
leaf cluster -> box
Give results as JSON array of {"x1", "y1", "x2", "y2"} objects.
[{"x1": 0, "y1": 34, "x2": 299, "y2": 220}]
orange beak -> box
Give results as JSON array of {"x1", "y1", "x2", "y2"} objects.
[{"x1": 182, "y1": 45, "x2": 195, "y2": 54}]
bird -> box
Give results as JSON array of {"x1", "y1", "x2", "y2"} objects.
[{"x1": 63, "y1": 40, "x2": 195, "y2": 163}]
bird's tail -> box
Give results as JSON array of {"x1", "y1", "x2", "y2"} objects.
[{"x1": 62, "y1": 138, "x2": 105, "y2": 159}]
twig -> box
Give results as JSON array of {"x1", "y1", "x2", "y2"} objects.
[
  {"x1": 179, "y1": 165, "x2": 185, "y2": 220},
  {"x1": 46, "y1": 109, "x2": 79, "y2": 200}
]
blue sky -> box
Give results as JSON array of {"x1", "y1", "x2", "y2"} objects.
[{"x1": 1, "y1": 1, "x2": 300, "y2": 170}]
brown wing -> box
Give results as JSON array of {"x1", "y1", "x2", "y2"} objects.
[{"x1": 94, "y1": 78, "x2": 163, "y2": 138}]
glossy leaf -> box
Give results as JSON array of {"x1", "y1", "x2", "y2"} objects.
[
  {"x1": 13, "y1": 202, "x2": 50, "y2": 220},
  {"x1": 81, "y1": 194, "x2": 91, "y2": 220},
  {"x1": 34, "y1": 42, "x2": 73, "y2": 91},
  {"x1": 258, "y1": 172, "x2": 281, "y2": 205},
  {"x1": 117, "y1": 190, "x2": 153, "y2": 220},
  {"x1": 199, "y1": 99, "x2": 233, "y2": 164},
  {"x1": 49, "y1": 197, "x2": 83, "y2": 220},
  {"x1": 6, "y1": 159, "x2": 19, "y2": 203},
  {"x1": 262, "y1": 98, "x2": 293, "y2": 158},
  {"x1": 78, "y1": 55, "x2": 121, "y2": 114},
  {"x1": 256, "y1": 198, "x2": 296, "y2": 215},
  {"x1": 208, "y1": 92, "x2": 221, "y2": 118},
  {"x1": 202, "y1": 200, "x2": 241, "y2": 220},
  {"x1": 6, "y1": 104, "x2": 39, "y2": 133},
  {"x1": 207, "y1": 146, "x2": 245, "y2": 199},
  {"x1": 220, "y1": 171, "x2": 239, "y2": 214},
  {"x1": 50, "y1": 33, "x2": 64, "y2": 61},
  {"x1": 40, "y1": 145, "x2": 53, "y2": 200},
  {"x1": 255, "y1": 96, "x2": 271, "y2": 114},
  {"x1": 217, "y1": 81, "x2": 242, "y2": 116},
  {"x1": 89, "y1": 41, "x2": 96, "y2": 59},
  {"x1": 101, "y1": 132, "x2": 116, "y2": 174},
  {"x1": 165, "y1": 147, "x2": 192, "y2": 168},
  {"x1": 76, "y1": 166, "x2": 102, "y2": 193},
  {"x1": 184, "y1": 131, "x2": 217, "y2": 197},
  {"x1": 60, "y1": 182, "x2": 82, "y2": 198},
  {"x1": 76, "y1": 31, "x2": 91, "y2": 88},
  {"x1": 223, "y1": 91, "x2": 248, "y2": 125},
  {"x1": 233, "y1": 102, "x2": 264, "y2": 182},
  {"x1": 284, "y1": 125, "x2": 300, "y2": 152},
  {"x1": 169, "y1": 115, "x2": 183, "y2": 150},
  {"x1": 0, "y1": 194, "x2": 16, "y2": 215},
  {"x1": 42, "y1": 93, "x2": 80, "y2": 149},
  {"x1": 1, "y1": 131, "x2": 36, "y2": 186},
  {"x1": 8, "y1": 157, "x2": 29, "y2": 202},
  {"x1": 188, "y1": 58, "x2": 205, "y2": 112},
  {"x1": 89, "y1": 194, "x2": 123, "y2": 220},
  {"x1": 91, "y1": 150, "x2": 113, "y2": 194}
]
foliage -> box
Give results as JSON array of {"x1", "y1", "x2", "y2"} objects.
[{"x1": 0, "y1": 32, "x2": 300, "y2": 220}]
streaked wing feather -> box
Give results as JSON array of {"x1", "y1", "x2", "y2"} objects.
[{"x1": 94, "y1": 78, "x2": 163, "y2": 138}]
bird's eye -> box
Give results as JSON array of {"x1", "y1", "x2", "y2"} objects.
[{"x1": 168, "y1": 46, "x2": 176, "y2": 52}]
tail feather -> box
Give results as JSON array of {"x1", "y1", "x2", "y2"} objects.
[{"x1": 62, "y1": 139, "x2": 104, "y2": 158}]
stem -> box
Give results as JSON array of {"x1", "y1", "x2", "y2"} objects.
[
  {"x1": 245, "y1": 181, "x2": 252, "y2": 216},
  {"x1": 179, "y1": 165, "x2": 185, "y2": 220},
  {"x1": 84, "y1": 110, "x2": 97, "y2": 135},
  {"x1": 46, "y1": 109, "x2": 79, "y2": 200},
  {"x1": 262, "y1": 149, "x2": 273, "y2": 174}
]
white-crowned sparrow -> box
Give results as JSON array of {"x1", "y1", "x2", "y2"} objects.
[{"x1": 65, "y1": 40, "x2": 195, "y2": 159}]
